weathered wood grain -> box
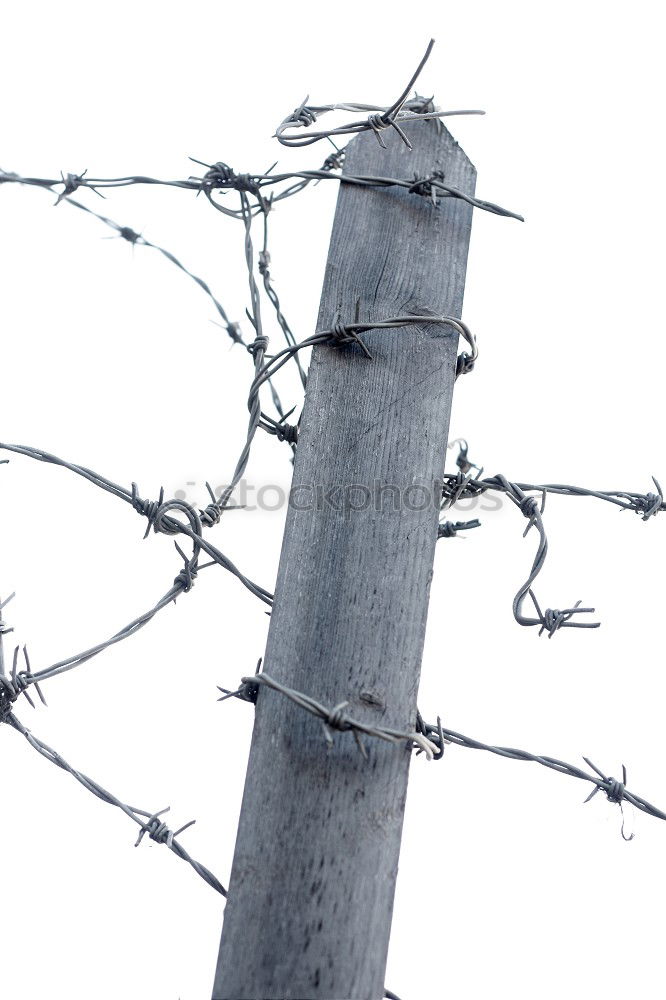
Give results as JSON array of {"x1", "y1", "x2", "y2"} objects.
[{"x1": 213, "y1": 120, "x2": 476, "y2": 1000}]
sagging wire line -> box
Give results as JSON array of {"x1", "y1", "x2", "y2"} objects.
[
  {"x1": 5, "y1": 714, "x2": 227, "y2": 895},
  {"x1": 0, "y1": 168, "x2": 243, "y2": 346},
  {"x1": 0, "y1": 657, "x2": 226, "y2": 895},
  {"x1": 1, "y1": 174, "x2": 304, "y2": 433}
]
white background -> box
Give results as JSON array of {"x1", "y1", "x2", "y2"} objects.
[{"x1": 1, "y1": 3, "x2": 664, "y2": 998}]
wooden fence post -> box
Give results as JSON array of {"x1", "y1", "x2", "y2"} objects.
[{"x1": 213, "y1": 118, "x2": 476, "y2": 1000}]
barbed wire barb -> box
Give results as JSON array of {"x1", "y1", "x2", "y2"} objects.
[
  {"x1": 2, "y1": 710, "x2": 227, "y2": 896},
  {"x1": 274, "y1": 39, "x2": 486, "y2": 150}
]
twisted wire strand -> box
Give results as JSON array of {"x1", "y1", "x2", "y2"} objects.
[
  {"x1": 443, "y1": 470, "x2": 666, "y2": 520},
  {"x1": 2, "y1": 159, "x2": 523, "y2": 224},
  {"x1": 0, "y1": 442, "x2": 270, "y2": 592},
  {"x1": 5, "y1": 51, "x2": 657, "y2": 992},
  {"x1": 259, "y1": 407, "x2": 300, "y2": 450},
  {"x1": 3, "y1": 710, "x2": 227, "y2": 895},
  {"x1": 216, "y1": 191, "x2": 272, "y2": 512},
  {"x1": 64, "y1": 195, "x2": 244, "y2": 346},
  {"x1": 185, "y1": 162, "x2": 523, "y2": 222},
  {"x1": 437, "y1": 518, "x2": 481, "y2": 539},
  {"x1": 0, "y1": 445, "x2": 272, "y2": 690},
  {"x1": 275, "y1": 39, "x2": 485, "y2": 150},
  {"x1": 1, "y1": 174, "x2": 301, "y2": 422},
  {"x1": 416, "y1": 713, "x2": 664, "y2": 836},
  {"x1": 259, "y1": 212, "x2": 307, "y2": 390},
  {"x1": 250, "y1": 315, "x2": 478, "y2": 404},
  {"x1": 221, "y1": 671, "x2": 440, "y2": 761},
  {"x1": 496, "y1": 474, "x2": 600, "y2": 637},
  {"x1": 441, "y1": 449, "x2": 664, "y2": 636},
  {"x1": 221, "y1": 668, "x2": 664, "y2": 838},
  {"x1": 0, "y1": 630, "x2": 47, "y2": 713},
  {"x1": 0, "y1": 592, "x2": 16, "y2": 681}
]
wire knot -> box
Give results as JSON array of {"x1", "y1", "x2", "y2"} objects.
[
  {"x1": 217, "y1": 676, "x2": 259, "y2": 704},
  {"x1": 173, "y1": 559, "x2": 198, "y2": 593},
  {"x1": 147, "y1": 817, "x2": 171, "y2": 845},
  {"x1": 226, "y1": 321, "x2": 243, "y2": 344},
  {"x1": 631, "y1": 479, "x2": 664, "y2": 520},
  {"x1": 326, "y1": 702, "x2": 352, "y2": 733},
  {"x1": 583, "y1": 760, "x2": 634, "y2": 840},
  {"x1": 290, "y1": 103, "x2": 318, "y2": 128},
  {"x1": 405, "y1": 93, "x2": 437, "y2": 115},
  {"x1": 135, "y1": 808, "x2": 177, "y2": 849},
  {"x1": 408, "y1": 170, "x2": 445, "y2": 201},
  {"x1": 367, "y1": 112, "x2": 393, "y2": 147},
  {"x1": 131, "y1": 485, "x2": 183, "y2": 537},
  {"x1": 414, "y1": 710, "x2": 447, "y2": 760},
  {"x1": 201, "y1": 161, "x2": 236, "y2": 189},
  {"x1": 331, "y1": 321, "x2": 350, "y2": 343},
  {"x1": 0, "y1": 679, "x2": 19, "y2": 721},
  {"x1": 198, "y1": 162, "x2": 262, "y2": 201},
  {"x1": 258, "y1": 250, "x2": 271, "y2": 275},
  {"x1": 604, "y1": 776, "x2": 626, "y2": 804},
  {"x1": 519, "y1": 495, "x2": 540, "y2": 520},
  {"x1": 321, "y1": 148, "x2": 346, "y2": 172},
  {"x1": 456, "y1": 351, "x2": 475, "y2": 377},
  {"x1": 118, "y1": 226, "x2": 141, "y2": 244},
  {"x1": 437, "y1": 518, "x2": 481, "y2": 539},
  {"x1": 542, "y1": 608, "x2": 567, "y2": 637},
  {"x1": 200, "y1": 503, "x2": 222, "y2": 528},
  {"x1": 55, "y1": 170, "x2": 88, "y2": 205},
  {"x1": 247, "y1": 336, "x2": 269, "y2": 359},
  {"x1": 275, "y1": 422, "x2": 299, "y2": 445},
  {"x1": 233, "y1": 172, "x2": 260, "y2": 195},
  {"x1": 131, "y1": 484, "x2": 163, "y2": 532},
  {"x1": 329, "y1": 321, "x2": 372, "y2": 360},
  {"x1": 0, "y1": 642, "x2": 46, "y2": 713}
]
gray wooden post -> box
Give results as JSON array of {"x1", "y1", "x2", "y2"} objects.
[{"x1": 213, "y1": 120, "x2": 476, "y2": 1000}]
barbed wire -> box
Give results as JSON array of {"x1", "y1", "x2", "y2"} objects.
[
  {"x1": 414, "y1": 713, "x2": 662, "y2": 842},
  {"x1": 440, "y1": 444, "x2": 664, "y2": 636},
  {"x1": 2, "y1": 39, "x2": 663, "y2": 1000},
  {"x1": 437, "y1": 518, "x2": 481, "y2": 539},
  {"x1": 218, "y1": 666, "x2": 440, "y2": 760},
  {"x1": 220, "y1": 661, "x2": 663, "y2": 842},
  {"x1": 0, "y1": 444, "x2": 273, "y2": 691},
  {"x1": 1, "y1": 147, "x2": 523, "y2": 223},
  {"x1": 0, "y1": 598, "x2": 226, "y2": 894},
  {"x1": 274, "y1": 39, "x2": 483, "y2": 149}
]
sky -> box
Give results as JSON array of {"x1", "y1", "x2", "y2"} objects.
[{"x1": 1, "y1": 3, "x2": 664, "y2": 998}]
